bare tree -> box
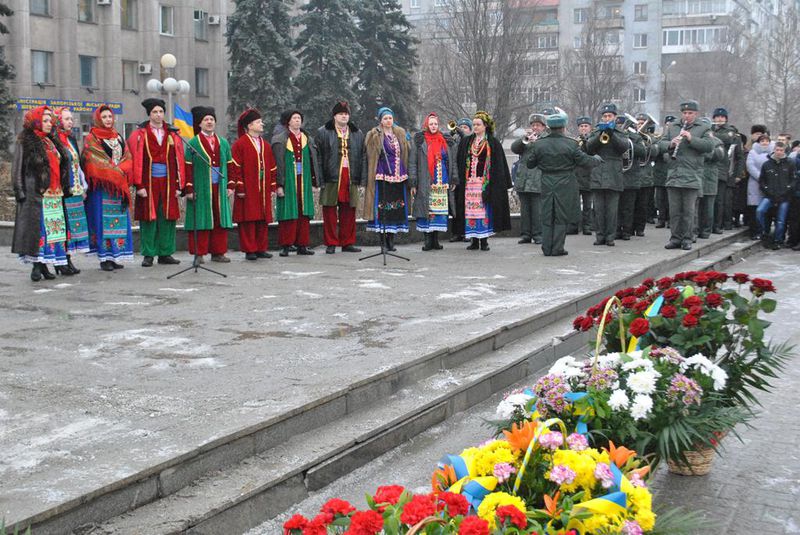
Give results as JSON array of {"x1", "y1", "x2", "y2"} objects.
[
  {"x1": 558, "y1": 3, "x2": 635, "y2": 121},
  {"x1": 418, "y1": 0, "x2": 554, "y2": 140},
  {"x1": 760, "y1": 6, "x2": 800, "y2": 134}
]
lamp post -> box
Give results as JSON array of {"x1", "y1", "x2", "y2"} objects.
[
  {"x1": 145, "y1": 54, "x2": 191, "y2": 124},
  {"x1": 661, "y1": 60, "x2": 677, "y2": 120}
]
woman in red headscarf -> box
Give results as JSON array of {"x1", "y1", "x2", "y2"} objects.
[
  {"x1": 53, "y1": 107, "x2": 90, "y2": 274},
  {"x1": 81, "y1": 105, "x2": 134, "y2": 271},
  {"x1": 409, "y1": 112, "x2": 457, "y2": 251},
  {"x1": 11, "y1": 105, "x2": 71, "y2": 281}
]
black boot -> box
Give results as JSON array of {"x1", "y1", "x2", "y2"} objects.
[
  {"x1": 67, "y1": 255, "x2": 80, "y2": 274},
  {"x1": 385, "y1": 233, "x2": 397, "y2": 252},
  {"x1": 422, "y1": 233, "x2": 434, "y2": 251},
  {"x1": 55, "y1": 264, "x2": 75, "y2": 276},
  {"x1": 480, "y1": 237, "x2": 490, "y2": 251},
  {"x1": 30, "y1": 263, "x2": 43, "y2": 282},
  {"x1": 432, "y1": 231, "x2": 443, "y2": 250},
  {"x1": 100, "y1": 261, "x2": 114, "y2": 272},
  {"x1": 41, "y1": 264, "x2": 56, "y2": 280},
  {"x1": 467, "y1": 238, "x2": 479, "y2": 250}
]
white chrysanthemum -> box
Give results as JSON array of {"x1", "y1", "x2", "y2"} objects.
[
  {"x1": 608, "y1": 389, "x2": 630, "y2": 411},
  {"x1": 630, "y1": 394, "x2": 653, "y2": 420},
  {"x1": 627, "y1": 369, "x2": 660, "y2": 395},
  {"x1": 595, "y1": 353, "x2": 622, "y2": 369},
  {"x1": 622, "y1": 358, "x2": 655, "y2": 371},
  {"x1": 628, "y1": 350, "x2": 644, "y2": 360},
  {"x1": 711, "y1": 367, "x2": 728, "y2": 391},
  {"x1": 496, "y1": 392, "x2": 533, "y2": 419},
  {"x1": 681, "y1": 354, "x2": 728, "y2": 390},
  {"x1": 550, "y1": 356, "x2": 584, "y2": 377}
]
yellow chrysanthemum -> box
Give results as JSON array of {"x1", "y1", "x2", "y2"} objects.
[
  {"x1": 477, "y1": 491, "x2": 527, "y2": 529},
  {"x1": 473, "y1": 440, "x2": 517, "y2": 476},
  {"x1": 636, "y1": 508, "x2": 657, "y2": 531},
  {"x1": 628, "y1": 486, "x2": 656, "y2": 530},
  {"x1": 551, "y1": 449, "x2": 598, "y2": 493},
  {"x1": 582, "y1": 513, "x2": 616, "y2": 533}
]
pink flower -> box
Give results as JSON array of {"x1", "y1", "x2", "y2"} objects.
[
  {"x1": 548, "y1": 465, "x2": 576, "y2": 485},
  {"x1": 492, "y1": 462, "x2": 517, "y2": 484},
  {"x1": 593, "y1": 462, "x2": 614, "y2": 488},
  {"x1": 621, "y1": 520, "x2": 644, "y2": 535},
  {"x1": 566, "y1": 433, "x2": 589, "y2": 451},
  {"x1": 539, "y1": 431, "x2": 564, "y2": 450}
]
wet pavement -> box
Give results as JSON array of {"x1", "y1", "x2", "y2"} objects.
[
  {"x1": 245, "y1": 249, "x2": 800, "y2": 535},
  {"x1": 0, "y1": 228, "x2": 746, "y2": 525}
]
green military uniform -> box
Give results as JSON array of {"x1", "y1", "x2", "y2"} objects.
[
  {"x1": 617, "y1": 129, "x2": 647, "y2": 239},
  {"x1": 525, "y1": 111, "x2": 601, "y2": 256},
  {"x1": 697, "y1": 134, "x2": 724, "y2": 238},
  {"x1": 710, "y1": 108, "x2": 744, "y2": 232},
  {"x1": 586, "y1": 104, "x2": 630, "y2": 246},
  {"x1": 653, "y1": 115, "x2": 675, "y2": 227},
  {"x1": 510, "y1": 114, "x2": 545, "y2": 244},
  {"x1": 658, "y1": 101, "x2": 714, "y2": 249},
  {"x1": 571, "y1": 116, "x2": 593, "y2": 235}
]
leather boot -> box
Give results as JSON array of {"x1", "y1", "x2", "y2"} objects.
[
  {"x1": 30, "y1": 263, "x2": 43, "y2": 282},
  {"x1": 385, "y1": 233, "x2": 397, "y2": 252},
  {"x1": 467, "y1": 238, "x2": 479, "y2": 250},
  {"x1": 67, "y1": 255, "x2": 80, "y2": 274},
  {"x1": 422, "y1": 233, "x2": 433, "y2": 251},
  {"x1": 432, "y1": 231, "x2": 443, "y2": 250},
  {"x1": 41, "y1": 264, "x2": 56, "y2": 280},
  {"x1": 480, "y1": 237, "x2": 490, "y2": 251}
]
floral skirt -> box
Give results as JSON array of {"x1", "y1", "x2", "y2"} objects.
[
  {"x1": 18, "y1": 195, "x2": 68, "y2": 265},
  {"x1": 367, "y1": 180, "x2": 409, "y2": 234},
  {"x1": 416, "y1": 214, "x2": 448, "y2": 232},
  {"x1": 86, "y1": 189, "x2": 134, "y2": 262},
  {"x1": 64, "y1": 195, "x2": 90, "y2": 253},
  {"x1": 466, "y1": 204, "x2": 494, "y2": 239}
]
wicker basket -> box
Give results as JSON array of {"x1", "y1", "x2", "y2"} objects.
[{"x1": 667, "y1": 446, "x2": 715, "y2": 476}]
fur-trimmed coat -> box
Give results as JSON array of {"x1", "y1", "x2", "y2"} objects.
[
  {"x1": 408, "y1": 131, "x2": 458, "y2": 219},
  {"x1": 12, "y1": 129, "x2": 71, "y2": 257},
  {"x1": 363, "y1": 125, "x2": 409, "y2": 221}
]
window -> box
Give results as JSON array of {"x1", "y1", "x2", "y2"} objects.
[
  {"x1": 663, "y1": 0, "x2": 727, "y2": 15},
  {"x1": 194, "y1": 10, "x2": 207, "y2": 40},
  {"x1": 662, "y1": 27, "x2": 726, "y2": 47},
  {"x1": 634, "y1": 88, "x2": 647, "y2": 102},
  {"x1": 573, "y1": 35, "x2": 583, "y2": 49},
  {"x1": 633, "y1": 33, "x2": 648, "y2": 48},
  {"x1": 633, "y1": 61, "x2": 647, "y2": 75},
  {"x1": 30, "y1": 0, "x2": 49, "y2": 15},
  {"x1": 410, "y1": 0, "x2": 419, "y2": 7},
  {"x1": 435, "y1": 0, "x2": 446, "y2": 6},
  {"x1": 534, "y1": 33, "x2": 558, "y2": 49},
  {"x1": 598, "y1": 4, "x2": 622, "y2": 19},
  {"x1": 31, "y1": 50, "x2": 53, "y2": 84},
  {"x1": 121, "y1": 0, "x2": 138, "y2": 29},
  {"x1": 79, "y1": 55, "x2": 97, "y2": 87},
  {"x1": 195, "y1": 68, "x2": 209, "y2": 96},
  {"x1": 529, "y1": 59, "x2": 559, "y2": 76},
  {"x1": 78, "y1": 0, "x2": 95, "y2": 22},
  {"x1": 532, "y1": 87, "x2": 552, "y2": 103},
  {"x1": 160, "y1": 5, "x2": 174, "y2": 35},
  {"x1": 634, "y1": 4, "x2": 648, "y2": 20},
  {"x1": 573, "y1": 8, "x2": 588, "y2": 23},
  {"x1": 122, "y1": 60, "x2": 138, "y2": 91},
  {"x1": 603, "y1": 30, "x2": 621, "y2": 44}
]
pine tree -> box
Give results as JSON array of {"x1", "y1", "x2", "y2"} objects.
[
  {"x1": 226, "y1": 0, "x2": 297, "y2": 136},
  {"x1": 293, "y1": 0, "x2": 364, "y2": 130},
  {"x1": 0, "y1": 2, "x2": 16, "y2": 158},
  {"x1": 353, "y1": 0, "x2": 419, "y2": 129}
]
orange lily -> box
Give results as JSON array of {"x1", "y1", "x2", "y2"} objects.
[
  {"x1": 503, "y1": 420, "x2": 539, "y2": 453},
  {"x1": 543, "y1": 491, "x2": 562, "y2": 518},
  {"x1": 430, "y1": 464, "x2": 458, "y2": 493},
  {"x1": 606, "y1": 441, "x2": 637, "y2": 468},
  {"x1": 630, "y1": 465, "x2": 650, "y2": 479}
]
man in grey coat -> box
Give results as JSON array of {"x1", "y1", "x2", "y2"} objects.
[
  {"x1": 659, "y1": 100, "x2": 714, "y2": 250},
  {"x1": 511, "y1": 114, "x2": 547, "y2": 244}
]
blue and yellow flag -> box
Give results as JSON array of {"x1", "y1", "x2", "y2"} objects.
[{"x1": 173, "y1": 104, "x2": 194, "y2": 138}]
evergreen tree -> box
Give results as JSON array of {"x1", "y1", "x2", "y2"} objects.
[
  {"x1": 353, "y1": 0, "x2": 419, "y2": 129},
  {"x1": 0, "y1": 2, "x2": 16, "y2": 158},
  {"x1": 226, "y1": 0, "x2": 297, "y2": 136},
  {"x1": 293, "y1": 0, "x2": 364, "y2": 130}
]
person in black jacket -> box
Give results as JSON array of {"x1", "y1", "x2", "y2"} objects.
[{"x1": 757, "y1": 142, "x2": 796, "y2": 249}]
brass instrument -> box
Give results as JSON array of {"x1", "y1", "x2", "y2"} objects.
[
  {"x1": 637, "y1": 114, "x2": 660, "y2": 166},
  {"x1": 727, "y1": 142, "x2": 737, "y2": 176},
  {"x1": 600, "y1": 131, "x2": 611, "y2": 144},
  {"x1": 671, "y1": 122, "x2": 687, "y2": 160},
  {"x1": 622, "y1": 137, "x2": 635, "y2": 172},
  {"x1": 447, "y1": 120, "x2": 458, "y2": 136}
]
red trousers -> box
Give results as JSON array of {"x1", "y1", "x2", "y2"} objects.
[
  {"x1": 323, "y1": 204, "x2": 356, "y2": 246},
  {"x1": 278, "y1": 217, "x2": 310, "y2": 247},
  {"x1": 188, "y1": 184, "x2": 228, "y2": 255},
  {"x1": 237, "y1": 221, "x2": 268, "y2": 253}
]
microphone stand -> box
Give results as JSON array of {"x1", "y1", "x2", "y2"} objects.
[
  {"x1": 168, "y1": 138, "x2": 227, "y2": 279},
  {"x1": 359, "y1": 130, "x2": 410, "y2": 266}
]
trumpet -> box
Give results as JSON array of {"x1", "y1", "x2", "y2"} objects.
[
  {"x1": 596, "y1": 121, "x2": 615, "y2": 144},
  {"x1": 447, "y1": 120, "x2": 458, "y2": 135}
]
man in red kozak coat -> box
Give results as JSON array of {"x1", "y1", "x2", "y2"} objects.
[
  {"x1": 229, "y1": 109, "x2": 277, "y2": 260},
  {"x1": 127, "y1": 98, "x2": 187, "y2": 267}
]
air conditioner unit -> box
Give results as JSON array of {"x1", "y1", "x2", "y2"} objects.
[
  {"x1": 138, "y1": 63, "x2": 152, "y2": 75},
  {"x1": 208, "y1": 14, "x2": 221, "y2": 25},
  {"x1": 97, "y1": 0, "x2": 111, "y2": 5},
  {"x1": 193, "y1": 10, "x2": 205, "y2": 21}
]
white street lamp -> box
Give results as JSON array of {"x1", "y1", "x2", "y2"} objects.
[{"x1": 146, "y1": 55, "x2": 191, "y2": 124}]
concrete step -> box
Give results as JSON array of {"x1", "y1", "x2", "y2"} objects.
[{"x1": 13, "y1": 231, "x2": 759, "y2": 535}]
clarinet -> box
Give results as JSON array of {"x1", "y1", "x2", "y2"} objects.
[{"x1": 670, "y1": 122, "x2": 687, "y2": 160}]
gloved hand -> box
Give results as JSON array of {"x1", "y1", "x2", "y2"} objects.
[{"x1": 593, "y1": 154, "x2": 604, "y2": 163}]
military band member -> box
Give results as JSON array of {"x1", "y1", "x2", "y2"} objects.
[
  {"x1": 659, "y1": 100, "x2": 714, "y2": 250},
  {"x1": 633, "y1": 114, "x2": 659, "y2": 237},
  {"x1": 710, "y1": 107, "x2": 744, "y2": 233},
  {"x1": 697, "y1": 119, "x2": 725, "y2": 239},
  {"x1": 617, "y1": 114, "x2": 647, "y2": 240},
  {"x1": 574, "y1": 116, "x2": 594, "y2": 235},
  {"x1": 654, "y1": 115, "x2": 675, "y2": 228},
  {"x1": 510, "y1": 113, "x2": 546, "y2": 245},
  {"x1": 525, "y1": 109, "x2": 601, "y2": 256},
  {"x1": 586, "y1": 103, "x2": 629, "y2": 246}
]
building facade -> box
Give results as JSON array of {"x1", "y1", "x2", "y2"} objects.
[{"x1": 1, "y1": 0, "x2": 234, "y2": 139}]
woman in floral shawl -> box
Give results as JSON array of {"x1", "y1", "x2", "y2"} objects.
[
  {"x1": 11, "y1": 105, "x2": 71, "y2": 281},
  {"x1": 81, "y1": 105, "x2": 134, "y2": 271}
]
